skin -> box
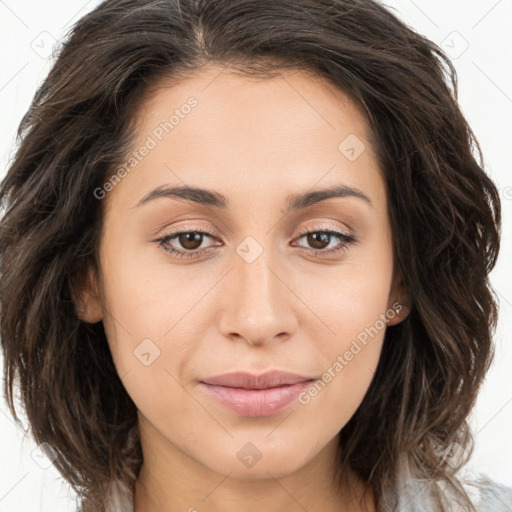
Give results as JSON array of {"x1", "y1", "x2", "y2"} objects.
[{"x1": 80, "y1": 63, "x2": 410, "y2": 512}]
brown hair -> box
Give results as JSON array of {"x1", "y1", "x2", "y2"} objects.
[{"x1": 0, "y1": 0, "x2": 501, "y2": 510}]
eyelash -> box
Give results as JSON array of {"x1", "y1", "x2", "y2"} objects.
[{"x1": 155, "y1": 224, "x2": 357, "y2": 260}]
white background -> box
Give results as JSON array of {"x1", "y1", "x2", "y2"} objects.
[{"x1": 0, "y1": 1, "x2": 511, "y2": 510}]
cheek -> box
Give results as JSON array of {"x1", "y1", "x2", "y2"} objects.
[
  {"x1": 296, "y1": 293, "x2": 389, "y2": 429},
  {"x1": 307, "y1": 247, "x2": 393, "y2": 347},
  {"x1": 97, "y1": 239, "x2": 201, "y2": 381},
  {"x1": 98, "y1": 258, "x2": 198, "y2": 428},
  {"x1": 300, "y1": 250, "x2": 393, "y2": 406}
]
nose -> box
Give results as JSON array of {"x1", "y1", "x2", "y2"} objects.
[{"x1": 218, "y1": 246, "x2": 298, "y2": 347}]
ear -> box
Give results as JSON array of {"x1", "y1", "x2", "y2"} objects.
[
  {"x1": 386, "y1": 273, "x2": 412, "y2": 326},
  {"x1": 72, "y1": 265, "x2": 104, "y2": 323}
]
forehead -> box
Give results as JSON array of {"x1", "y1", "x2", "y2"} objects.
[
  {"x1": 137, "y1": 64, "x2": 371, "y2": 145},
  {"x1": 103, "y1": 64, "x2": 383, "y2": 213}
]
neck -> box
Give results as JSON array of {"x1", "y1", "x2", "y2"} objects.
[{"x1": 133, "y1": 432, "x2": 375, "y2": 512}]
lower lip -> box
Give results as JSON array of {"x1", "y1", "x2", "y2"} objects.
[{"x1": 199, "y1": 381, "x2": 313, "y2": 417}]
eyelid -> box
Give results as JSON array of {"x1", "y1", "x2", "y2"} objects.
[
  {"x1": 296, "y1": 222, "x2": 352, "y2": 236},
  {"x1": 156, "y1": 222, "x2": 218, "y2": 238},
  {"x1": 155, "y1": 220, "x2": 352, "y2": 242}
]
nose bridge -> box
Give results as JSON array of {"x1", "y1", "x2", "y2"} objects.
[{"x1": 219, "y1": 238, "x2": 296, "y2": 344}]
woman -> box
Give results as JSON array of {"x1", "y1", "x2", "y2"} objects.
[{"x1": 1, "y1": 0, "x2": 510, "y2": 510}]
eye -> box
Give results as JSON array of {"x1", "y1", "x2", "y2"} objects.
[
  {"x1": 155, "y1": 225, "x2": 357, "y2": 260},
  {"x1": 156, "y1": 226, "x2": 219, "y2": 260},
  {"x1": 293, "y1": 227, "x2": 357, "y2": 257}
]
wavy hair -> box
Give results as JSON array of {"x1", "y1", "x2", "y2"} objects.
[{"x1": 0, "y1": 0, "x2": 501, "y2": 510}]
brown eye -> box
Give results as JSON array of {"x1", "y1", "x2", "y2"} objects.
[
  {"x1": 176, "y1": 232, "x2": 204, "y2": 251},
  {"x1": 305, "y1": 232, "x2": 331, "y2": 250},
  {"x1": 156, "y1": 227, "x2": 219, "y2": 259},
  {"x1": 294, "y1": 228, "x2": 357, "y2": 257}
]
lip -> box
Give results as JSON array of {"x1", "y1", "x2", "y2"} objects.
[
  {"x1": 200, "y1": 371, "x2": 316, "y2": 417},
  {"x1": 201, "y1": 370, "x2": 315, "y2": 389}
]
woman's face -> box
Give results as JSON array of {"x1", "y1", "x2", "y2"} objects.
[{"x1": 84, "y1": 65, "x2": 407, "y2": 481}]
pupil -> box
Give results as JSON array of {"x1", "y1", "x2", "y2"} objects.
[
  {"x1": 180, "y1": 232, "x2": 202, "y2": 250},
  {"x1": 308, "y1": 232, "x2": 329, "y2": 249}
]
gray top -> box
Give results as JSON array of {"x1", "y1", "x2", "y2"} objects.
[{"x1": 102, "y1": 473, "x2": 512, "y2": 511}]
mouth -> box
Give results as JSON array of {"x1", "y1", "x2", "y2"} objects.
[
  {"x1": 201, "y1": 370, "x2": 315, "y2": 389},
  {"x1": 199, "y1": 370, "x2": 316, "y2": 417}
]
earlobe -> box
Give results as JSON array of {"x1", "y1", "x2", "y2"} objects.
[
  {"x1": 386, "y1": 299, "x2": 411, "y2": 326},
  {"x1": 73, "y1": 266, "x2": 104, "y2": 323},
  {"x1": 386, "y1": 274, "x2": 412, "y2": 326}
]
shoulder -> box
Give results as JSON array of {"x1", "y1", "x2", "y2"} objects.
[
  {"x1": 463, "y1": 474, "x2": 512, "y2": 512},
  {"x1": 395, "y1": 471, "x2": 512, "y2": 512},
  {"x1": 104, "y1": 479, "x2": 134, "y2": 512}
]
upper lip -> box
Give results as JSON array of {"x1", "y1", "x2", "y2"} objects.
[{"x1": 201, "y1": 370, "x2": 315, "y2": 390}]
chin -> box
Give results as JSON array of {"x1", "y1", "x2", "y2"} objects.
[{"x1": 200, "y1": 437, "x2": 318, "y2": 479}]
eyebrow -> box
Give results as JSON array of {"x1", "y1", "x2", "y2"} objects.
[{"x1": 136, "y1": 183, "x2": 373, "y2": 212}]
